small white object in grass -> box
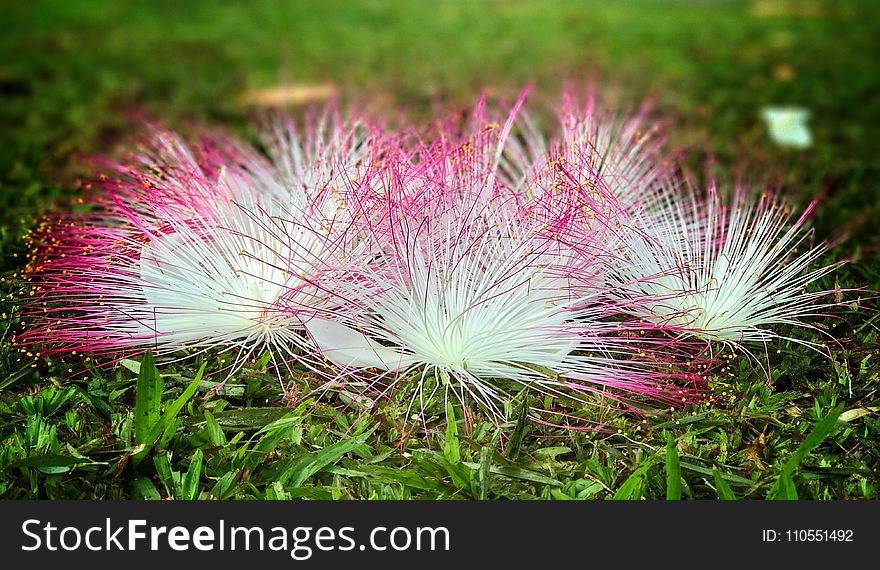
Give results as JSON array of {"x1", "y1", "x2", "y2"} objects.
[{"x1": 761, "y1": 106, "x2": 812, "y2": 149}]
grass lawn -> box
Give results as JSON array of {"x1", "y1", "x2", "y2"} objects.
[{"x1": 1, "y1": 0, "x2": 878, "y2": 499}]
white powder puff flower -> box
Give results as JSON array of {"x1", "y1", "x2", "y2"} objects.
[
  {"x1": 21, "y1": 118, "x2": 379, "y2": 380},
  {"x1": 609, "y1": 185, "x2": 845, "y2": 358},
  {"x1": 301, "y1": 146, "x2": 703, "y2": 426}
]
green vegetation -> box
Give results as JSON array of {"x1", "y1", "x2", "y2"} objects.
[{"x1": 1, "y1": 0, "x2": 878, "y2": 499}]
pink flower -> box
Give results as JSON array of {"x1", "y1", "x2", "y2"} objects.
[
  {"x1": 301, "y1": 114, "x2": 705, "y2": 427},
  {"x1": 21, "y1": 116, "x2": 378, "y2": 381}
]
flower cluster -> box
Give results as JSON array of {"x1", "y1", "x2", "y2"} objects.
[{"x1": 17, "y1": 94, "x2": 846, "y2": 429}]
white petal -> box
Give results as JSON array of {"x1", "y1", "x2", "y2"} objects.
[
  {"x1": 304, "y1": 318, "x2": 414, "y2": 370},
  {"x1": 139, "y1": 230, "x2": 256, "y2": 337}
]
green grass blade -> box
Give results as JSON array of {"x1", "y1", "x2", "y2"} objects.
[
  {"x1": 152, "y1": 453, "x2": 179, "y2": 498},
  {"x1": 478, "y1": 446, "x2": 492, "y2": 500},
  {"x1": 243, "y1": 418, "x2": 300, "y2": 470},
  {"x1": 444, "y1": 402, "x2": 461, "y2": 465},
  {"x1": 505, "y1": 391, "x2": 530, "y2": 461},
  {"x1": 679, "y1": 462, "x2": 755, "y2": 487},
  {"x1": 460, "y1": 462, "x2": 562, "y2": 487},
  {"x1": 9, "y1": 454, "x2": 103, "y2": 469},
  {"x1": 131, "y1": 477, "x2": 162, "y2": 500},
  {"x1": 181, "y1": 449, "x2": 203, "y2": 500},
  {"x1": 265, "y1": 481, "x2": 290, "y2": 500},
  {"x1": 665, "y1": 432, "x2": 681, "y2": 500},
  {"x1": 612, "y1": 456, "x2": 655, "y2": 500},
  {"x1": 134, "y1": 350, "x2": 162, "y2": 446},
  {"x1": 767, "y1": 403, "x2": 844, "y2": 500},
  {"x1": 282, "y1": 430, "x2": 373, "y2": 488},
  {"x1": 334, "y1": 464, "x2": 447, "y2": 493},
  {"x1": 209, "y1": 407, "x2": 300, "y2": 431},
  {"x1": 772, "y1": 472, "x2": 799, "y2": 500},
  {"x1": 712, "y1": 469, "x2": 737, "y2": 500},
  {"x1": 154, "y1": 363, "x2": 206, "y2": 442},
  {"x1": 210, "y1": 470, "x2": 241, "y2": 500},
  {"x1": 203, "y1": 411, "x2": 226, "y2": 447}
]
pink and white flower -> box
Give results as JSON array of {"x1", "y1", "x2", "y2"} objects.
[
  {"x1": 302, "y1": 128, "x2": 703, "y2": 425},
  {"x1": 21, "y1": 116, "x2": 378, "y2": 379},
  {"x1": 608, "y1": 185, "x2": 844, "y2": 356}
]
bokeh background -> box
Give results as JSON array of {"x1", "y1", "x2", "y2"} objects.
[
  {"x1": 1, "y1": 0, "x2": 878, "y2": 499},
  {"x1": 2, "y1": 0, "x2": 878, "y2": 245}
]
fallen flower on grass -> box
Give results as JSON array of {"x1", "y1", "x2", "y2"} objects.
[
  {"x1": 608, "y1": 184, "x2": 845, "y2": 362},
  {"x1": 19, "y1": 117, "x2": 379, "y2": 381},
  {"x1": 301, "y1": 127, "x2": 706, "y2": 429},
  {"x1": 14, "y1": 92, "x2": 853, "y2": 433}
]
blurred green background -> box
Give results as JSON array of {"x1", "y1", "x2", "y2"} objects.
[
  {"x1": 0, "y1": 0, "x2": 879, "y2": 499},
  {"x1": 1, "y1": 0, "x2": 878, "y2": 252}
]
